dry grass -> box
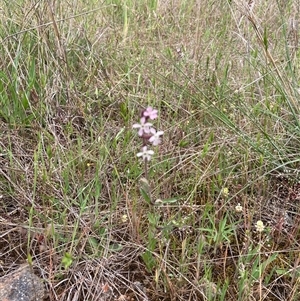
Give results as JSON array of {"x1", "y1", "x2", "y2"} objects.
[{"x1": 1, "y1": 0, "x2": 300, "y2": 300}]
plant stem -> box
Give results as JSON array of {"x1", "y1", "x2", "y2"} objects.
[{"x1": 144, "y1": 158, "x2": 148, "y2": 179}]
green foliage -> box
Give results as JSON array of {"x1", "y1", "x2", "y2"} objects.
[
  {"x1": 200, "y1": 212, "x2": 235, "y2": 251},
  {"x1": 141, "y1": 212, "x2": 159, "y2": 271},
  {"x1": 61, "y1": 252, "x2": 73, "y2": 270},
  {"x1": 1, "y1": 1, "x2": 300, "y2": 300}
]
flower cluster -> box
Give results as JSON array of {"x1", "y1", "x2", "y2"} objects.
[
  {"x1": 255, "y1": 220, "x2": 265, "y2": 232},
  {"x1": 132, "y1": 107, "x2": 163, "y2": 161},
  {"x1": 235, "y1": 203, "x2": 243, "y2": 213},
  {"x1": 221, "y1": 187, "x2": 229, "y2": 198}
]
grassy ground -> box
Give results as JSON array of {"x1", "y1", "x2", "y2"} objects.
[{"x1": 1, "y1": 0, "x2": 300, "y2": 300}]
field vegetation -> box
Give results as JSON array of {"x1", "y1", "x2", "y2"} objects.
[{"x1": 0, "y1": 0, "x2": 300, "y2": 300}]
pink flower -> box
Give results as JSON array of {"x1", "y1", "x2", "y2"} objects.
[
  {"x1": 137, "y1": 146, "x2": 154, "y2": 161},
  {"x1": 132, "y1": 117, "x2": 152, "y2": 136},
  {"x1": 149, "y1": 130, "x2": 164, "y2": 146},
  {"x1": 143, "y1": 107, "x2": 158, "y2": 120}
]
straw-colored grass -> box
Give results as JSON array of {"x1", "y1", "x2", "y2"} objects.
[{"x1": 0, "y1": 1, "x2": 300, "y2": 300}]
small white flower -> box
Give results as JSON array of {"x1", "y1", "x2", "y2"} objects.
[
  {"x1": 149, "y1": 130, "x2": 164, "y2": 146},
  {"x1": 222, "y1": 187, "x2": 229, "y2": 197},
  {"x1": 132, "y1": 117, "x2": 152, "y2": 136},
  {"x1": 235, "y1": 203, "x2": 243, "y2": 213},
  {"x1": 255, "y1": 220, "x2": 265, "y2": 232},
  {"x1": 121, "y1": 214, "x2": 128, "y2": 223},
  {"x1": 143, "y1": 107, "x2": 158, "y2": 120},
  {"x1": 137, "y1": 146, "x2": 154, "y2": 161}
]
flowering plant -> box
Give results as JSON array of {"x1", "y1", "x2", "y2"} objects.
[
  {"x1": 132, "y1": 107, "x2": 163, "y2": 163},
  {"x1": 132, "y1": 106, "x2": 163, "y2": 190}
]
